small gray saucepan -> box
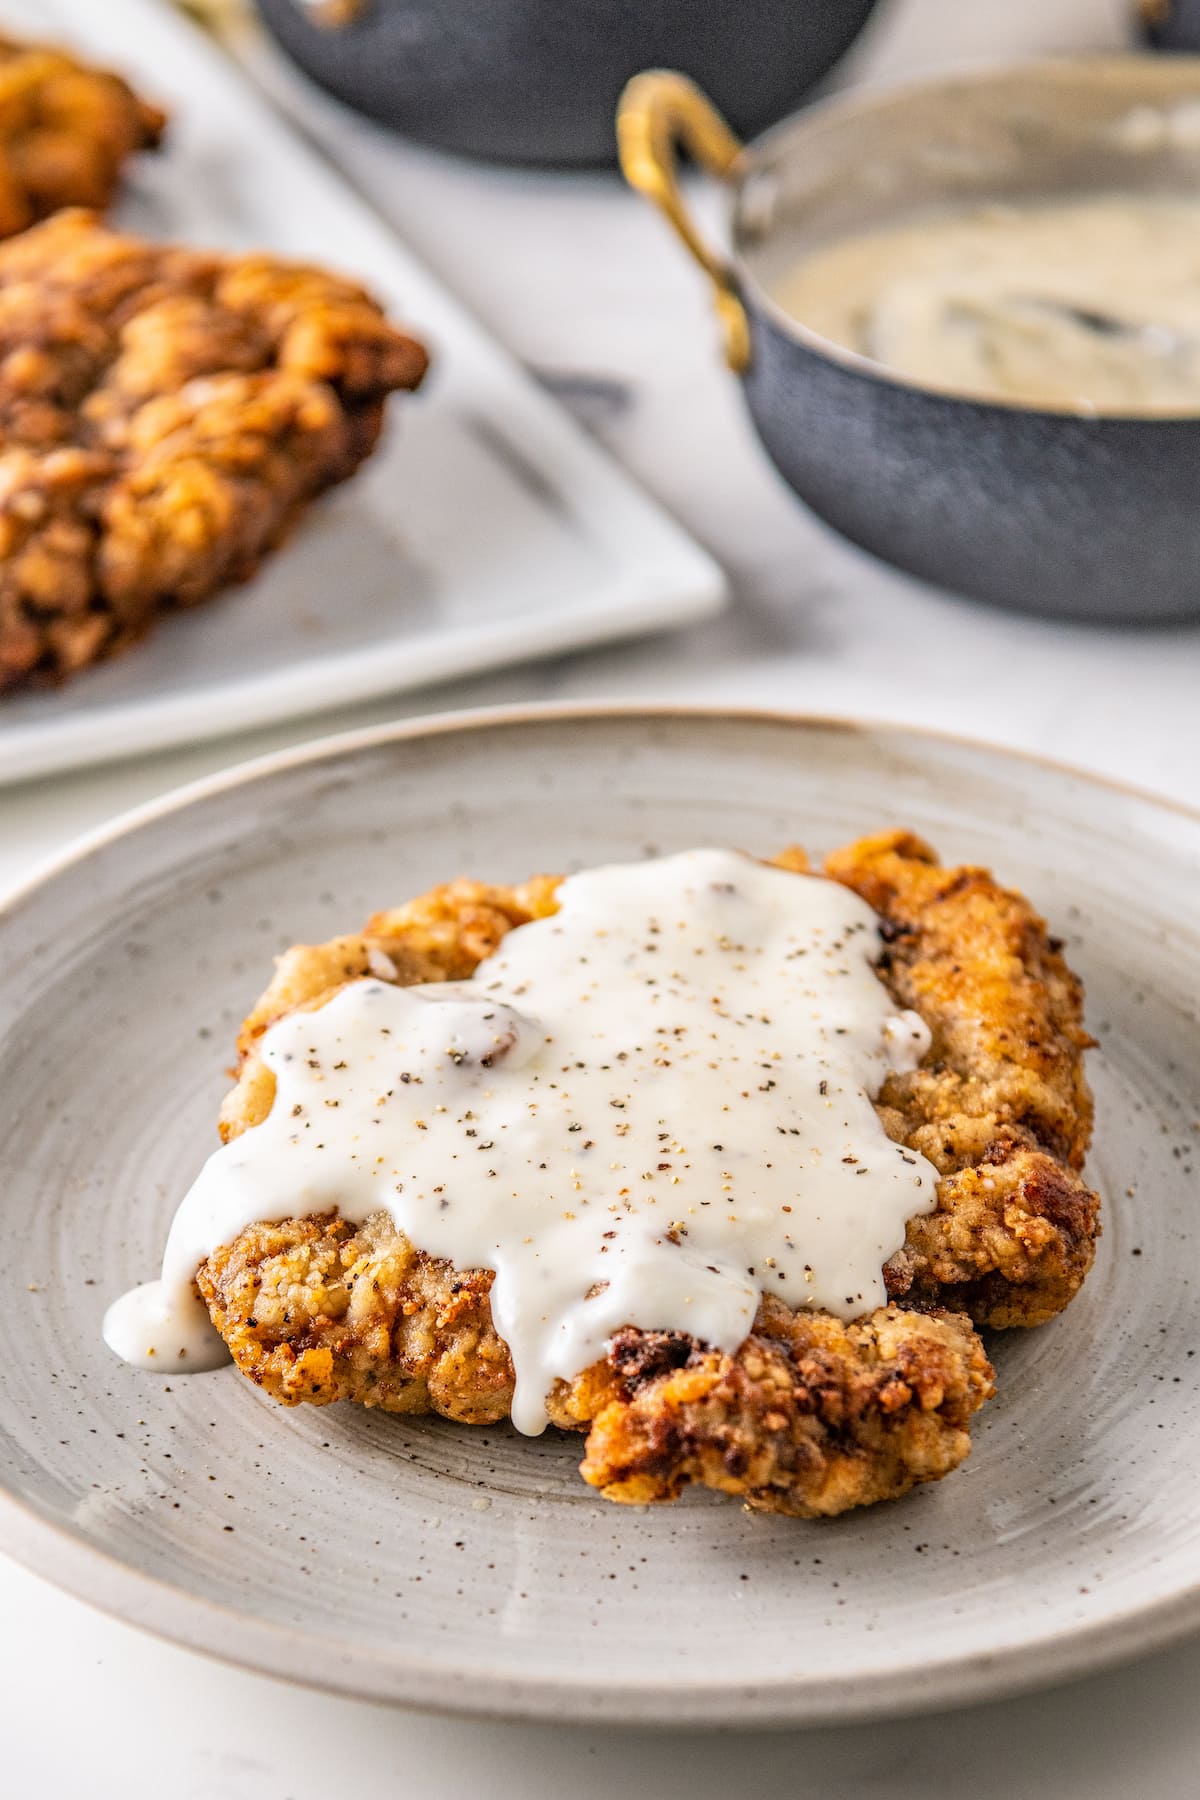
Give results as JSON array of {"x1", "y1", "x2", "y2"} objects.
[
  {"x1": 251, "y1": 0, "x2": 880, "y2": 168},
  {"x1": 618, "y1": 59, "x2": 1200, "y2": 624}
]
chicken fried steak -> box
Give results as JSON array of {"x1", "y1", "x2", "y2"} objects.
[
  {"x1": 0, "y1": 210, "x2": 428, "y2": 689},
  {"x1": 186, "y1": 833, "x2": 1098, "y2": 1518},
  {"x1": 0, "y1": 33, "x2": 163, "y2": 238}
]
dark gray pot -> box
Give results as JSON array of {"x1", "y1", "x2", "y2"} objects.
[
  {"x1": 1141, "y1": 0, "x2": 1200, "y2": 50},
  {"x1": 743, "y1": 310, "x2": 1200, "y2": 625},
  {"x1": 252, "y1": 0, "x2": 880, "y2": 167},
  {"x1": 621, "y1": 58, "x2": 1200, "y2": 625}
]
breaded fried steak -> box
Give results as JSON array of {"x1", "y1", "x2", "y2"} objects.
[
  {"x1": 0, "y1": 33, "x2": 164, "y2": 237},
  {"x1": 0, "y1": 210, "x2": 429, "y2": 689},
  {"x1": 189, "y1": 833, "x2": 1099, "y2": 1518}
]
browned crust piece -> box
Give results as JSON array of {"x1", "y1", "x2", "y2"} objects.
[
  {"x1": 0, "y1": 210, "x2": 429, "y2": 690},
  {"x1": 0, "y1": 34, "x2": 164, "y2": 239},
  {"x1": 192, "y1": 835, "x2": 1100, "y2": 1515},
  {"x1": 827, "y1": 832, "x2": 1100, "y2": 1328},
  {"x1": 582, "y1": 1301, "x2": 993, "y2": 1516},
  {"x1": 198, "y1": 1211, "x2": 994, "y2": 1519}
]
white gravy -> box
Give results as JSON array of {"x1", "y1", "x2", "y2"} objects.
[
  {"x1": 769, "y1": 194, "x2": 1200, "y2": 413},
  {"x1": 104, "y1": 849, "x2": 937, "y2": 1434}
]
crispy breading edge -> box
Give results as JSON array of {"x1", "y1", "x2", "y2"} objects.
[
  {"x1": 829, "y1": 831, "x2": 1100, "y2": 1327},
  {"x1": 198, "y1": 1205, "x2": 993, "y2": 1517}
]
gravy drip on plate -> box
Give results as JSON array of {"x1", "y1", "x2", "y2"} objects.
[
  {"x1": 104, "y1": 849, "x2": 937, "y2": 1433},
  {"x1": 769, "y1": 194, "x2": 1200, "y2": 413}
]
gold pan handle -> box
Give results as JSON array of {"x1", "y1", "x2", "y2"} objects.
[{"x1": 617, "y1": 71, "x2": 751, "y2": 374}]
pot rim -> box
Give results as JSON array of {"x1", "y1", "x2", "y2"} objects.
[{"x1": 721, "y1": 51, "x2": 1200, "y2": 422}]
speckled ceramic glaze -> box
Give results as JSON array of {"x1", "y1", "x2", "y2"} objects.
[{"x1": 2, "y1": 707, "x2": 1199, "y2": 1724}]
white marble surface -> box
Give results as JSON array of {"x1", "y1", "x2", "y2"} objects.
[{"x1": 6, "y1": 0, "x2": 1200, "y2": 1790}]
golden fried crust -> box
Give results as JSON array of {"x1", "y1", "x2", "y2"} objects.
[
  {"x1": 0, "y1": 210, "x2": 428, "y2": 689},
  {"x1": 827, "y1": 831, "x2": 1093, "y2": 1166},
  {"x1": 191, "y1": 837, "x2": 1099, "y2": 1514},
  {"x1": 0, "y1": 35, "x2": 163, "y2": 238},
  {"x1": 824, "y1": 832, "x2": 1100, "y2": 1326},
  {"x1": 579, "y1": 1300, "x2": 994, "y2": 1517},
  {"x1": 198, "y1": 1212, "x2": 518, "y2": 1424},
  {"x1": 196, "y1": 1212, "x2": 994, "y2": 1517}
]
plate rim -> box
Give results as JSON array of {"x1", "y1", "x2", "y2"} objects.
[{"x1": 3, "y1": 699, "x2": 1200, "y2": 1726}]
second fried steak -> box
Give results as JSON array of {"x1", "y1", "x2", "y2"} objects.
[
  {"x1": 0, "y1": 32, "x2": 164, "y2": 238},
  {"x1": 0, "y1": 210, "x2": 429, "y2": 689}
]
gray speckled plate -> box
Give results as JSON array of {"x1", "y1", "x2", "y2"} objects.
[{"x1": 1, "y1": 706, "x2": 1198, "y2": 1725}]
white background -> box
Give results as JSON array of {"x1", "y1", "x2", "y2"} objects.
[{"x1": 7, "y1": 0, "x2": 1200, "y2": 1793}]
